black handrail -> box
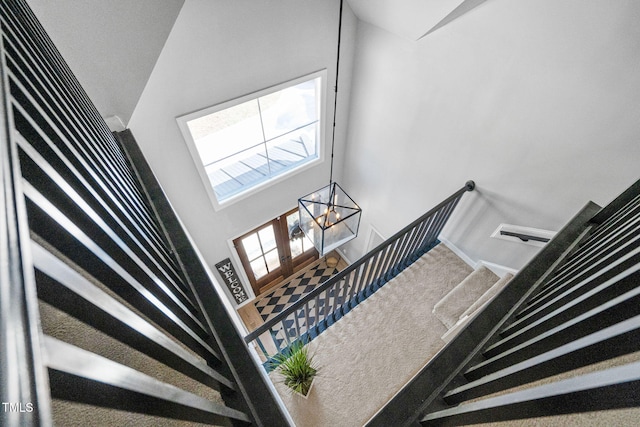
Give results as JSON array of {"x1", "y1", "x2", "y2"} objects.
[
  {"x1": 245, "y1": 180, "x2": 475, "y2": 351},
  {"x1": 500, "y1": 230, "x2": 551, "y2": 243},
  {"x1": 590, "y1": 178, "x2": 640, "y2": 225}
]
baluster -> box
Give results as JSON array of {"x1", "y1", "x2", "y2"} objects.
[
  {"x1": 387, "y1": 233, "x2": 410, "y2": 276},
  {"x1": 412, "y1": 216, "x2": 434, "y2": 254},
  {"x1": 407, "y1": 217, "x2": 432, "y2": 260},
  {"x1": 280, "y1": 318, "x2": 292, "y2": 350},
  {"x1": 330, "y1": 282, "x2": 340, "y2": 320},
  {"x1": 339, "y1": 279, "x2": 347, "y2": 309},
  {"x1": 353, "y1": 263, "x2": 368, "y2": 299},
  {"x1": 324, "y1": 288, "x2": 331, "y2": 322},
  {"x1": 255, "y1": 336, "x2": 269, "y2": 360},
  {"x1": 380, "y1": 239, "x2": 400, "y2": 281},
  {"x1": 362, "y1": 253, "x2": 381, "y2": 296},
  {"x1": 398, "y1": 225, "x2": 419, "y2": 267},
  {"x1": 314, "y1": 293, "x2": 320, "y2": 328},
  {"x1": 370, "y1": 245, "x2": 391, "y2": 290},
  {"x1": 292, "y1": 308, "x2": 302, "y2": 341},
  {"x1": 304, "y1": 301, "x2": 311, "y2": 334}
]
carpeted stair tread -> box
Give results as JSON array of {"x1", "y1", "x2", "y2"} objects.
[
  {"x1": 432, "y1": 265, "x2": 500, "y2": 329},
  {"x1": 441, "y1": 272, "x2": 514, "y2": 343},
  {"x1": 459, "y1": 272, "x2": 514, "y2": 320}
]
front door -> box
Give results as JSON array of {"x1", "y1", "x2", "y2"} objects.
[{"x1": 234, "y1": 208, "x2": 318, "y2": 296}]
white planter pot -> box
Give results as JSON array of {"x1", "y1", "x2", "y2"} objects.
[{"x1": 295, "y1": 377, "x2": 315, "y2": 399}]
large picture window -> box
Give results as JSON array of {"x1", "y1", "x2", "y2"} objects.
[{"x1": 178, "y1": 70, "x2": 326, "y2": 210}]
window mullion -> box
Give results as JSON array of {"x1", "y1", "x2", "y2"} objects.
[
  {"x1": 256, "y1": 232, "x2": 268, "y2": 274},
  {"x1": 256, "y1": 99, "x2": 271, "y2": 177}
]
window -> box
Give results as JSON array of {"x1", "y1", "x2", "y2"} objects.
[{"x1": 178, "y1": 70, "x2": 326, "y2": 210}]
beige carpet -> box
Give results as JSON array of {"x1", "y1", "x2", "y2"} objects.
[
  {"x1": 40, "y1": 301, "x2": 229, "y2": 427},
  {"x1": 270, "y1": 242, "x2": 640, "y2": 426},
  {"x1": 432, "y1": 265, "x2": 499, "y2": 329},
  {"x1": 270, "y1": 243, "x2": 472, "y2": 427}
]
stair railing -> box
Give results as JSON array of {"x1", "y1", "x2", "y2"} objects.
[
  {"x1": 0, "y1": 1, "x2": 289, "y2": 425},
  {"x1": 368, "y1": 178, "x2": 640, "y2": 426},
  {"x1": 245, "y1": 181, "x2": 476, "y2": 358}
]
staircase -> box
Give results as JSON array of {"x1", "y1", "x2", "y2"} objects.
[
  {"x1": 245, "y1": 182, "x2": 476, "y2": 359},
  {"x1": 3, "y1": 1, "x2": 640, "y2": 426},
  {"x1": 371, "y1": 179, "x2": 640, "y2": 426},
  {"x1": 433, "y1": 265, "x2": 511, "y2": 333},
  {"x1": 0, "y1": 1, "x2": 288, "y2": 425},
  {"x1": 266, "y1": 178, "x2": 640, "y2": 426}
]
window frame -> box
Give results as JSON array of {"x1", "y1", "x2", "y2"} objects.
[{"x1": 177, "y1": 69, "x2": 327, "y2": 211}]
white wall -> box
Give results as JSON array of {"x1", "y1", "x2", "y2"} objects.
[
  {"x1": 27, "y1": 0, "x2": 184, "y2": 125},
  {"x1": 341, "y1": 0, "x2": 640, "y2": 269},
  {"x1": 128, "y1": 0, "x2": 357, "y2": 303}
]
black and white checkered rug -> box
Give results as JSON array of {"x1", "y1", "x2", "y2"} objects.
[{"x1": 254, "y1": 263, "x2": 339, "y2": 323}]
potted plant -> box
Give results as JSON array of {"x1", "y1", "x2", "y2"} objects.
[{"x1": 269, "y1": 341, "x2": 318, "y2": 398}]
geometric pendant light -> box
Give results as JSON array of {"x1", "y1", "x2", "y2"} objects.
[
  {"x1": 298, "y1": 0, "x2": 361, "y2": 256},
  {"x1": 298, "y1": 182, "x2": 361, "y2": 256}
]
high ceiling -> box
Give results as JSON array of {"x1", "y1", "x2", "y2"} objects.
[
  {"x1": 26, "y1": 0, "x2": 488, "y2": 128},
  {"x1": 347, "y1": 0, "x2": 488, "y2": 40}
]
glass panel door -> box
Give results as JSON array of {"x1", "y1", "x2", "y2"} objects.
[
  {"x1": 284, "y1": 209, "x2": 316, "y2": 270},
  {"x1": 235, "y1": 221, "x2": 285, "y2": 295},
  {"x1": 234, "y1": 208, "x2": 318, "y2": 296},
  {"x1": 241, "y1": 224, "x2": 280, "y2": 281}
]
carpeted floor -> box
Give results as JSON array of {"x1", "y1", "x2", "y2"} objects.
[
  {"x1": 269, "y1": 242, "x2": 640, "y2": 426},
  {"x1": 269, "y1": 243, "x2": 472, "y2": 427}
]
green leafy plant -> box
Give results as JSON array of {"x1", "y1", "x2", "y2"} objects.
[{"x1": 269, "y1": 341, "x2": 318, "y2": 396}]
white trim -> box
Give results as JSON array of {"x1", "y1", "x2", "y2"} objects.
[
  {"x1": 365, "y1": 225, "x2": 385, "y2": 252},
  {"x1": 441, "y1": 314, "x2": 470, "y2": 343},
  {"x1": 477, "y1": 260, "x2": 519, "y2": 278},
  {"x1": 439, "y1": 236, "x2": 518, "y2": 278},
  {"x1": 176, "y1": 69, "x2": 328, "y2": 212},
  {"x1": 104, "y1": 115, "x2": 125, "y2": 131}
]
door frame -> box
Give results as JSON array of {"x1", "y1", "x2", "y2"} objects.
[
  {"x1": 234, "y1": 219, "x2": 284, "y2": 296},
  {"x1": 233, "y1": 208, "x2": 318, "y2": 297}
]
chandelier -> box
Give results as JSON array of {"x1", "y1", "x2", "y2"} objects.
[{"x1": 298, "y1": 0, "x2": 361, "y2": 256}]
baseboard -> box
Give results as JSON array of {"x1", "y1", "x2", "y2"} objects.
[
  {"x1": 477, "y1": 260, "x2": 519, "y2": 278},
  {"x1": 438, "y1": 236, "x2": 518, "y2": 278}
]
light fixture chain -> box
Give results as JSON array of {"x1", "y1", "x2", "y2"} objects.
[{"x1": 329, "y1": 0, "x2": 344, "y2": 186}]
